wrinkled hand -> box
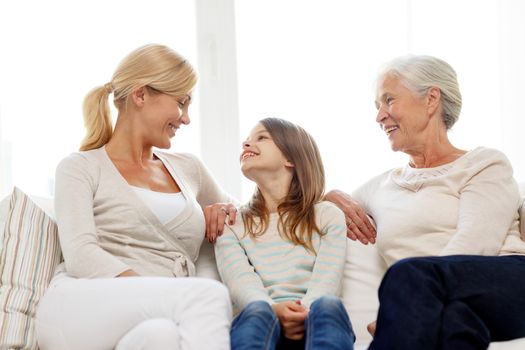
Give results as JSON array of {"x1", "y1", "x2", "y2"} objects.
[
  {"x1": 325, "y1": 190, "x2": 376, "y2": 244},
  {"x1": 367, "y1": 320, "x2": 377, "y2": 337},
  {"x1": 272, "y1": 301, "x2": 308, "y2": 340},
  {"x1": 204, "y1": 202, "x2": 238, "y2": 243}
]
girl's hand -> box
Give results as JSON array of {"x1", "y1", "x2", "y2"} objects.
[
  {"x1": 324, "y1": 190, "x2": 377, "y2": 244},
  {"x1": 204, "y1": 203, "x2": 238, "y2": 243},
  {"x1": 271, "y1": 301, "x2": 308, "y2": 340}
]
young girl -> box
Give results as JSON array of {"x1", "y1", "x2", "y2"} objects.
[{"x1": 214, "y1": 118, "x2": 355, "y2": 350}]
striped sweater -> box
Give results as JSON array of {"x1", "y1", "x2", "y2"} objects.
[{"x1": 214, "y1": 201, "x2": 347, "y2": 312}]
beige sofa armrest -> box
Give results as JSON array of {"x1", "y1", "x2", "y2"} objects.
[{"x1": 341, "y1": 239, "x2": 387, "y2": 345}]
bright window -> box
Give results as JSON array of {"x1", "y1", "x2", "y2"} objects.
[
  {"x1": 1, "y1": 0, "x2": 524, "y2": 201},
  {"x1": 234, "y1": 0, "x2": 525, "y2": 200},
  {"x1": 0, "y1": 0, "x2": 199, "y2": 197}
]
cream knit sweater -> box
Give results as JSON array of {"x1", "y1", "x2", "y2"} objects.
[
  {"x1": 353, "y1": 147, "x2": 524, "y2": 266},
  {"x1": 215, "y1": 201, "x2": 347, "y2": 311},
  {"x1": 53, "y1": 147, "x2": 231, "y2": 278}
]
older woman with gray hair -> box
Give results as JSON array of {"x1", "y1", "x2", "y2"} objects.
[{"x1": 326, "y1": 55, "x2": 525, "y2": 349}]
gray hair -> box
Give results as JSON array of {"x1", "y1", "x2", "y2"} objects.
[{"x1": 376, "y1": 55, "x2": 462, "y2": 129}]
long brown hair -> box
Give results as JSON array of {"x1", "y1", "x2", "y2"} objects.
[{"x1": 241, "y1": 118, "x2": 326, "y2": 253}]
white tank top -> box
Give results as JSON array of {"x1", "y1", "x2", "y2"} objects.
[{"x1": 131, "y1": 186, "x2": 187, "y2": 224}]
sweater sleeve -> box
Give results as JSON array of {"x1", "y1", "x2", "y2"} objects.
[
  {"x1": 214, "y1": 224, "x2": 273, "y2": 310},
  {"x1": 190, "y1": 154, "x2": 239, "y2": 207},
  {"x1": 54, "y1": 153, "x2": 131, "y2": 278},
  {"x1": 302, "y1": 202, "x2": 347, "y2": 308},
  {"x1": 351, "y1": 170, "x2": 390, "y2": 220},
  {"x1": 440, "y1": 149, "x2": 521, "y2": 256}
]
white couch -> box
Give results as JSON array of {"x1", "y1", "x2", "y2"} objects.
[{"x1": 2, "y1": 184, "x2": 525, "y2": 350}]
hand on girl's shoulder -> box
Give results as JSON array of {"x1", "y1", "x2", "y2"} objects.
[{"x1": 204, "y1": 203, "x2": 239, "y2": 243}]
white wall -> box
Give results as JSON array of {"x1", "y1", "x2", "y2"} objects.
[
  {"x1": 0, "y1": 109, "x2": 12, "y2": 196},
  {"x1": 233, "y1": 0, "x2": 525, "y2": 200},
  {"x1": 0, "y1": 0, "x2": 523, "y2": 200},
  {"x1": 0, "y1": 0, "x2": 198, "y2": 198}
]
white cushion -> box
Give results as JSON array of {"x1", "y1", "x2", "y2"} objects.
[
  {"x1": 519, "y1": 182, "x2": 525, "y2": 196},
  {"x1": 520, "y1": 198, "x2": 525, "y2": 240},
  {"x1": 519, "y1": 182, "x2": 525, "y2": 237},
  {"x1": 342, "y1": 240, "x2": 387, "y2": 345},
  {"x1": 195, "y1": 240, "x2": 221, "y2": 280},
  {"x1": 489, "y1": 338, "x2": 525, "y2": 350}
]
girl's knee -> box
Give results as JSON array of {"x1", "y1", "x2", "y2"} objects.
[
  {"x1": 310, "y1": 295, "x2": 344, "y2": 312},
  {"x1": 243, "y1": 301, "x2": 274, "y2": 316},
  {"x1": 233, "y1": 301, "x2": 278, "y2": 335},
  {"x1": 236, "y1": 301, "x2": 276, "y2": 324},
  {"x1": 309, "y1": 296, "x2": 350, "y2": 324}
]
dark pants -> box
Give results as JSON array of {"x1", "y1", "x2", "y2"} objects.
[
  {"x1": 368, "y1": 255, "x2": 525, "y2": 350},
  {"x1": 230, "y1": 296, "x2": 355, "y2": 350}
]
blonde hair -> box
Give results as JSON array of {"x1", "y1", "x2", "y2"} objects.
[
  {"x1": 377, "y1": 55, "x2": 462, "y2": 129},
  {"x1": 80, "y1": 44, "x2": 197, "y2": 151},
  {"x1": 242, "y1": 118, "x2": 326, "y2": 253}
]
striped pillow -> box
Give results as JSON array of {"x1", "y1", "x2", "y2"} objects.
[{"x1": 0, "y1": 187, "x2": 62, "y2": 349}]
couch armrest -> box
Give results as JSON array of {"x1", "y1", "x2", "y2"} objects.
[{"x1": 342, "y1": 239, "x2": 387, "y2": 345}]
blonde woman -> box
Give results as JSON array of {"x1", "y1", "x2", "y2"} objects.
[
  {"x1": 215, "y1": 118, "x2": 355, "y2": 350},
  {"x1": 35, "y1": 44, "x2": 234, "y2": 350}
]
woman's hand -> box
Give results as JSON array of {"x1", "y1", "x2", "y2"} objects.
[
  {"x1": 325, "y1": 190, "x2": 376, "y2": 244},
  {"x1": 204, "y1": 203, "x2": 238, "y2": 243},
  {"x1": 271, "y1": 301, "x2": 308, "y2": 340},
  {"x1": 367, "y1": 320, "x2": 377, "y2": 336},
  {"x1": 117, "y1": 269, "x2": 140, "y2": 277}
]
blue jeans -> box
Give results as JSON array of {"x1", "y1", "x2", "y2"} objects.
[
  {"x1": 369, "y1": 255, "x2": 525, "y2": 350},
  {"x1": 230, "y1": 296, "x2": 355, "y2": 350}
]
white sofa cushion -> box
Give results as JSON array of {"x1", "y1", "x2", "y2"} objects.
[
  {"x1": 519, "y1": 182, "x2": 525, "y2": 240},
  {"x1": 342, "y1": 240, "x2": 385, "y2": 346},
  {"x1": 195, "y1": 240, "x2": 221, "y2": 280},
  {"x1": 520, "y1": 198, "x2": 525, "y2": 240}
]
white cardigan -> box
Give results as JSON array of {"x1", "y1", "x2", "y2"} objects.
[{"x1": 53, "y1": 147, "x2": 231, "y2": 278}]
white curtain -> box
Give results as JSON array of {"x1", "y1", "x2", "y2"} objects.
[
  {"x1": 0, "y1": 0, "x2": 199, "y2": 197},
  {"x1": 234, "y1": 0, "x2": 525, "y2": 200}
]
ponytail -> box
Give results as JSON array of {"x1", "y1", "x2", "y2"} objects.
[{"x1": 79, "y1": 84, "x2": 113, "y2": 151}]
